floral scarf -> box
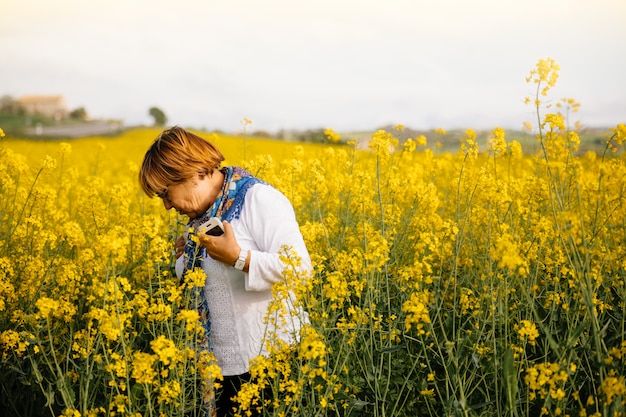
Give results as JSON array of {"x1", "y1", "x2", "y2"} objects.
[
  {"x1": 181, "y1": 166, "x2": 265, "y2": 416},
  {"x1": 183, "y1": 166, "x2": 266, "y2": 273}
]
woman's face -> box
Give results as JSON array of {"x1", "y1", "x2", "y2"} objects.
[{"x1": 158, "y1": 172, "x2": 219, "y2": 219}]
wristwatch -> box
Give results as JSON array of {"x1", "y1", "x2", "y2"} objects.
[{"x1": 234, "y1": 249, "x2": 247, "y2": 271}]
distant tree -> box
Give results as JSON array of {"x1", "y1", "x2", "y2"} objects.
[
  {"x1": 252, "y1": 130, "x2": 272, "y2": 138},
  {"x1": 69, "y1": 107, "x2": 88, "y2": 120},
  {"x1": 149, "y1": 107, "x2": 167, "y2": 126},
  {"x1": 296, "y1": 128, "x2": 326, "y2": 143},
  {"x1": 0, "y1": 95, "x2": 24, "y2": 116}
]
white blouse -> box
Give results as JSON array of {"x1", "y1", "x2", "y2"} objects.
[{"x1": 176, "y1": 183, "x2": 312, "y2": 376}]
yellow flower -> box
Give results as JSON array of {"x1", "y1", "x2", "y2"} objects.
[
  {"x1": 40, "y1": 155, "x2": 57, "y2": 171},
  {"x1": 526, "y1": 57, "x2": 560, "y2": 96},
  {"x1": 402, "y1": 138, "x2": 416, "y2": 153},
  {"x1": 403, "y1": 291, "x2": 431, "y2": 334},
  {"x1": 131, "y1": 351, "x2": 158, "y2": 384},
  {"x1": 368, "y1": 129, "x2": 398, "y2": 156},
  {"x1": 543, "y1": 113, "x2": 566, "y2": 131},
  {"x1": 298, "y1": 326, "x2": 326, "y2": 361},
  {"x1": 104, "y1": 352, "x2": 128, "y2": 379},
  {"x1": 523, "y1": 121, "x2": 533, "y2": 132},
  {"x1": 490, "y1": 232, "x2": 527, "y2": 274},
  {"x1": 460, "y1": 128, "x2": 479, "y2": 158},
  {"x1": 488, "y1": 127, "x2": 507, "y2": 156},
  {"x1": 35, "y1": 297, "x2": 60, "y2": 318},
  {"x1": 61, "y1": 409, "x2": 81, "y2": 417},
  {"x1": 176, "y1": 309, "x2": 201, "y2": 333},
  {"x1": 524, "y1": 362, "x2": 569, "y2": 400},
  {"x1": 59, "y1": 142, "x2": 72, "y2": 156},
  {"x1": 150, "y1": 335, "x2": 180, "y2": 367},
  {"x1": 322, "y1": 271, "x2": 349, "y2": 307},
  {"x1": 146, "y1": 302, "x2": 172, "y2": 322},
  {"x1": 459, "y1": 288, "x2": 478, "y2": 315},
  {"x1": 157, "y1": 380, "x2": 181, "y2": 405},
  {"x1": 608, "y1": 123, "x2": 626, "y2": 152},
  {"x1": 60, "y1": 221, "x2": 86, "y2": 247},
  {"x1": 601, "y1": 374, "x2": 626, "y2": 406},
  {"x1": 0, "y1": 127, "x2": 5, "y2": 137},
  {"x1": 85, "y1": 308, "x2": 127, "y2": 342},
  {"x1": 197, "y1": 350, "x2": 222, "y2": 381},
  {"x1": 184, "y1": 267, "x2": 207, "y2": 288},
  {"x1": 517, "y1": 320, "x2": 539, "y2": 346},
  {"x1": 508, "y1": 140, "x2": 523, "y2": 159},
  {"x1": 323, "y1": 128, "x2": 341, "y2": 143},
  {"x1": 0, "y1": 330, "x2": 30, "y2": 357}
]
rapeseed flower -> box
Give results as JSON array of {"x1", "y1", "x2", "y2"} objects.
[
  {"x1": 131, "y1": 351, "x2": 158, "y2": 384},
  {"x1": 488, "y1": 127, "x2": 507, "y2": 157},
  {"x1": 105, "y1": 352, "x2": 128, "y2": 379},
  {"x1": 176, "y1": 309, "x2": 201, "y2": 334},
  {"x1": 183, "y1": 267, "x2": 206, "y2": 289},
  {"x1": 35, "y1": 297, "x2": 60, "y2": 318},
  {"x1": 526, "y1": 57, "x2": 560, "y2": 97},
  {"x1": 490, "y1": 231, "x2": 528, "y2": 274},
  {"x1": 157, "y1": 380, "x2": 181, "y2": 405},
  {"x1": 151, "y1": 335, "x2": 180, "y2": 367},
  {"x1": 601, "y1": 373, "x2": 626, "y2": 406},
  {"x1": 516, "y1": 320, "x2": 539, "y2": 346},
  {"x1": 402, "y1": 137, "x2": 416, "y2": 153},
  {"x1": 403, "y1": 291, "x2": 431, "y2": 334},
  {"x1": 524, "y1": 362, "x2": 569, "y2": 401},
  {"x1": 460, "y1": 128, "x2": 479, "y2": 158},
  {"x1": 0, "y1": 330, "x2": 30, "y2": 357},
  {"x1": 298, "y1": 326, "x2": 326, "y2": 362},
  {"x1": 323, "y1": 128, "x2": 341, "y2": 143},
  {"x1": 369, "y1": 129, "x2": 397, "y2": 156}
]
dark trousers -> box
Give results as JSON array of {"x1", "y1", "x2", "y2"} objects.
[{"x1": 216, "y1": 372, "x2": 257, "y2": 417}]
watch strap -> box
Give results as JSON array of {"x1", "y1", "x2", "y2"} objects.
[{"x1": 234, "y1": 249, "x2": 247, "y2": 270}]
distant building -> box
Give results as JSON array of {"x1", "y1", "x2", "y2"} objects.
[{"x1": 17, "y1": 95, "x2": 68, "y2": 120}]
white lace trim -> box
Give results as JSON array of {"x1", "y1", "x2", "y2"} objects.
[{"x1": 203, "y1": 260, "x2": 244, "y2": 374}]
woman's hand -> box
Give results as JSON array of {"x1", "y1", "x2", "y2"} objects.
[
  {"x1": 198, "y1": 220, "x2": 241, "y2": 267},
  {"x1": 175, "y1": 236, "x2": 185, "y2": 258}
]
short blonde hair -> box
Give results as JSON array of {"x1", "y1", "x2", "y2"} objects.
[{"x1": 139, "y1": 126, "x2": 225, "y2": 196}]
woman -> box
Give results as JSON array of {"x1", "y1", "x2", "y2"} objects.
[{"x1": 138, "y1": 126, "x2": 312, "y2": 416}]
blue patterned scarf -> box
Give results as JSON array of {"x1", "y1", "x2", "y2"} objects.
[{"x1": 183, "y1": 166, "x2": 266, "y2": 273}]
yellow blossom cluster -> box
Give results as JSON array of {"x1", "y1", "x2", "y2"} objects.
[
  {"x1": 524, "y1": 362, "x2": 570, "y2": 401},
  {"x1": 402, "y1": 291, "x2": 432, "y2": 334},
  {"x1": 516, "y1": 320, "x2": 540, "y2": 346}
]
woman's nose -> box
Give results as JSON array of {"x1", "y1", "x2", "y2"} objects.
[{"x1": 163, "y1": 199, "x2": 173, "y2": 210}]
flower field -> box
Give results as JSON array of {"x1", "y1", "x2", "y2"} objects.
[{"x1": 1, "y1": 59, "x2": 626, "y2": 417}]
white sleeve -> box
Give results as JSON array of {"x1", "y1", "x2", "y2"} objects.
[
  {"x1": 175, "y1": 254, "x2": 185, "y2": 280},
  {"x1": 240, "y1": 184, "x2": 312, "y2": 292}
]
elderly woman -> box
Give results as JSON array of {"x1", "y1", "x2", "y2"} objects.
[{"x1": 138, "y1": 126, "x2": 312, "y2": 417}]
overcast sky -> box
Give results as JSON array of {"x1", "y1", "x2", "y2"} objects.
[{"x1": 2, "y1": 0, "x2": 625, "y2": 133}]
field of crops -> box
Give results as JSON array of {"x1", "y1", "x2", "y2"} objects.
[{"x1": 1, "y1": 59, "x2": 626, "y2": 417}]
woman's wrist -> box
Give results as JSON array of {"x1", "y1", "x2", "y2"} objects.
[{"x1": 234, "y1": 248, "x2": 249, "y2": 271}]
